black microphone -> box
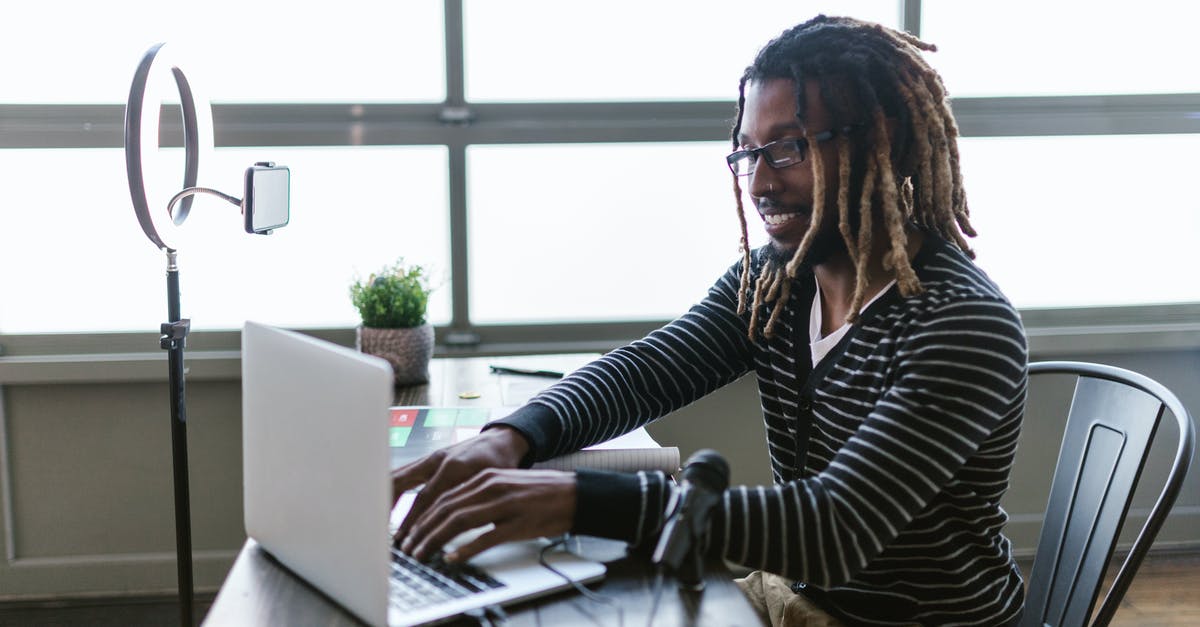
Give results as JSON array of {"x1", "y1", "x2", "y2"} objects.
[{"x1": 652, "y1": 449, "x2": 730, "y2": 590}]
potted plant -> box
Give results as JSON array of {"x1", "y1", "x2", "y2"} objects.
[{"x1": 349, "y1": 259, "x2": 434, "y2": 385}]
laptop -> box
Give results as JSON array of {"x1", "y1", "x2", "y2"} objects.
[{"x1": 241, "y1": 321, "x2": 606, "y2": 627}]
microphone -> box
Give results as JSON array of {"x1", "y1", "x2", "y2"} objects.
[{"x1": 652, "y1": 449, "x2": 730, "y2": 590}]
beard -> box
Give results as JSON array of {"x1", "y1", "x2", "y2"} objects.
[
  {"x1": 763, "y1": 220, "x2": 848, "y2": 270},
  {"x1": 760, "y1": 156, "x2": 869, "y2": 271}
]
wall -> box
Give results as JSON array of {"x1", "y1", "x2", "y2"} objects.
[
  {"x1": 0, "y1": 380, "x2": 243, "y2": 597},
  {"x1": 0, "y1": 339, "x2": 1197, "y2": 599}
]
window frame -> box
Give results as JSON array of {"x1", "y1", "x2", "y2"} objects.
[{"x1": 2, "y1": 0, "x2": 1200, "y2": 369}]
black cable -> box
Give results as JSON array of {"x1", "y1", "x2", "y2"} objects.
[{"x1": 539, "y1": 535, "x2": 623, "y2": 627}]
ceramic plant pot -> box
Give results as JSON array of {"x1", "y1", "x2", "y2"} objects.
[{"x1": 356, "y1": 323, "x2": 434, "y2": 385}]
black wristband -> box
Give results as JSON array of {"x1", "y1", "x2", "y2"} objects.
[
  {"x1": 572, "y1": 468, "x2": 643, "y2": 542},
  {"x1": 487, "y1": 402, "x2": 561, "y2": 465}
]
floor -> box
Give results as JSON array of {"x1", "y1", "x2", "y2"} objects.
[
  {"x1": 0, "y1": 552, "x2": 1196, "y2": 626},
  {"x1": 0, "y1": 594, "x2": 214, "y2": 627},
  {"x1": 1101, "y1": 551, "x2": 1200, "y2": 627}
]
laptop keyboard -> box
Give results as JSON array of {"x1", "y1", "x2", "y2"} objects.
[{"x1": 389, "y1": 548, "x2": 506, "y2": 611}]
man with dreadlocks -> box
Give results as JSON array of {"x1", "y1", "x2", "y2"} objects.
[{"x1": 394, "y1": 15, "x2": 1027, "y2": 626}]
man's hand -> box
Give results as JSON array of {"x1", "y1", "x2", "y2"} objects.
[
  {"x1": 400, "y1": 468, "x2": 576, "y2": 563},
  {"x1": 391, "y1": 426, "x2": 529, "y2": 548}
]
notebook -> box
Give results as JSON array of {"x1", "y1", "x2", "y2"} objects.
[
  {"x1": 241, "y1": 321, "x2": 606, "y2": 627},
  {"x1": 388, "y1": 406, "x2": 681, "y2": 474}
]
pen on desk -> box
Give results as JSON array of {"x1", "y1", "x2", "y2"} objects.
[{"x1": 488, "y1": 365, "x2": 565, "y2": 379}]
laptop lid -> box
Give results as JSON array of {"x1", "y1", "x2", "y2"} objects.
[
  {"x1": 242, "y1": 321, "x2": 606, "y2": 627},
  {"x1": 242, "y1": 321, "x2": 393, "y2": 627}
]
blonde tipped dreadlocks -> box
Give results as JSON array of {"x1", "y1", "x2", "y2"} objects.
[{"x1": 731, "y1": 16, "x2": 976, "y2": 340}]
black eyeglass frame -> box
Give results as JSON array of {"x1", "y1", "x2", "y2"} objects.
[{"x1": 725, "y1": 125, "x2": 860, "y2": 177}]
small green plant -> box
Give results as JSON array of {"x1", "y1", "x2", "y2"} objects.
[{"x1": 349, "y1": 259, "x2": 432, "y2": 329}]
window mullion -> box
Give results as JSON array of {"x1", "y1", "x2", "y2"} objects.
[{"x1": 902, "y1": 0, "x2": 922, "y2": 37}]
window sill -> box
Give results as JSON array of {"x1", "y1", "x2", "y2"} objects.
[{"x1": 1, "y1": 304, "x2": 1198, "y2": 385}]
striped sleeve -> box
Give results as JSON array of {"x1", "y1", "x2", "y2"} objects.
[
  {"x1": 494, "y1": 263, "x2": 755, "y2": 460},
  {"x1": 710, "y1": 297, "x2": 1028, "y2": 586}
]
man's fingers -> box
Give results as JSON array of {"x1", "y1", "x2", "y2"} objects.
[
  {"x1": 395, "y1": 453, "x2": 484, "y2": 544},
  {"x1": 392, "y1": 429, "x2": 530, "y2": 548},
  {"x1": 392, "y1": 454, "x2": 452, "y2": 542},
  {"x1": 394, "y1": 478, "x2": 443, "y2": 543},
  {"x1": 444, "y1": 521, "x2": 527, "y2": 564},
  {"x1": 399, "y1": 468, "x2": 574, "y2": 564},
  {"x1": 409, "y1": 502, "x2": 507, "y2": 561},
  {"x1": 390, "y1": 453, "x2": 440, "y2": 505},
  {"x1": 401, "y1": 472, "x2": 501, "y2": 555}
]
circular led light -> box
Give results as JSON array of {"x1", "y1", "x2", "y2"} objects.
[{"x1": 124, "y1": 42, "x2": 214, "y2": 251}]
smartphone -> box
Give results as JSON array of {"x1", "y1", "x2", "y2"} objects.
[{"x1": 243, "y1": 162, "x2": 290, "y2": 234}]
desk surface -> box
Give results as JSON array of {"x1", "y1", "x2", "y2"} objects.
[
  {"x1": 206, "y1": 536, "x2": 758, "y2": 626},
  {"x1": 204, "y1": 354, "x2": 762, "y2": 626}
]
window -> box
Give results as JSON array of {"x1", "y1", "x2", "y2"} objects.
[
  {"x1": 961, "y1": 134, "x2": 1200, "y2": 308},
  {"x1": 468, "y1": 142, "x2": 763, "y2": 323},
  {"x1": 921, "y1": 0, "x2": 1200, "y2": 97},
  {"x1": 0, "y1": 147, "x2": 451, "y2": 333},
  {"x1": 0, "y1": 1, "x2": 445, "y2": 103},
  {"x1": 464, "y1": 0, "x2": 899, "y2": 102},
  {"x1": 0, "y1": 2, "x2": 447, "y2": 334},
  {"x1": 2, "y1": 0, "x2": 1196, "y2": 342}
]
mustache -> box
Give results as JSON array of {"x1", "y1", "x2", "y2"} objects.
[{"x1": 754, "y1": 198, "x2": 811, "y2": 215}]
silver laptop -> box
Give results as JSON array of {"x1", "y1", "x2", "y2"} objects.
[{"x1": 241, "y1": 321, "x2": 606, "y2": 627}]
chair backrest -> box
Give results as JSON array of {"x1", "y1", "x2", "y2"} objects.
[{"x1": 1021, "y1": 361, "x2": 1195, "y2": 627}]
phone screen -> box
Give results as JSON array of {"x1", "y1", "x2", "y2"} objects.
[{"x1": 247, "y1": 166, "x2": 290, "y2": 233}]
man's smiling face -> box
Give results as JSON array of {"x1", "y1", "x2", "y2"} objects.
[{"x1": 737, "y1": 77, "x2": 852, "y2": 266}]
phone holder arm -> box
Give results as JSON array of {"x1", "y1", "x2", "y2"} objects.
[{"x1": 166, "y1": 187, "x2": 242, "y2": 222}]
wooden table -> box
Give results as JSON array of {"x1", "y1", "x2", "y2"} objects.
[{"x1": 204, "y1": 354, "x2": 762, "y2": 626}]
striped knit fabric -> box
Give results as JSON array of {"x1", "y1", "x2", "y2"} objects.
[{"x1": 495, "y1": 233, "x2": 1028, "y2": 626}]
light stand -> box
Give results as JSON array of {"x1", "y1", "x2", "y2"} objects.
[
  {"x1": 124, "y1": 42, "x2": 289, "y2": 627},
  {"x1": 161, "y1": 250, "x2": 193, "y2": 626}
]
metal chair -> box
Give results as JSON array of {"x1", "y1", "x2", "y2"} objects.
[{"x1": 1020, "y1": 361, "x2": 1195, "y2": 627}]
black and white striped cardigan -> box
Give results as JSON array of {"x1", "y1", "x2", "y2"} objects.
[{"x1": 496, "y1": 234, "x2": 1028, "y2": 626}]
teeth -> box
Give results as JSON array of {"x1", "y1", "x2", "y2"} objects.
[{"x1": 764, "y1": 213, "x2": 798, "y2": 225}]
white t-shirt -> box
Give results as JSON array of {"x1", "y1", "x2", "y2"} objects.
[{"x1": 810, "y1": 276, "x2": 897, "y2": 367}]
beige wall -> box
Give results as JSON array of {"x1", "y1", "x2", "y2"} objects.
[{"x1": 0, "y1": 381, "x2": 243, "y2": 597}]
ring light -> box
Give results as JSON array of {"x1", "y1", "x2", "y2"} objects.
[
  {"x1": 122, "y1": 41, "x2": 289, "y2": 627},
  {"x1": 124, "y1": 42, "x2": 213, "y2": 250}
]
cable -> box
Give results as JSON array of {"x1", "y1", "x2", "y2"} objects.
[
  {"x1": 463, "y1": 608, "x2": 492, "y2": 627},
  {"x1": 465, "y1": 605, "x2": 508, "y2": 627},
  {"x1": 483, "y1": 604, "x2": 509, "y2": 625},
  {"x1": 539, "y1": 535, "x2": 624, "y2": 627},
  {"x1": 645, "y1": 567, "x2": 665, "y2": 627},
  {"x1": 166, "y1": 186, "x2": 242, "y2": 220}
]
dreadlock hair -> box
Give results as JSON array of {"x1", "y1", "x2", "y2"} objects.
[{"x1": 731, "y1": 15, "x2": 977, "y2": 340}]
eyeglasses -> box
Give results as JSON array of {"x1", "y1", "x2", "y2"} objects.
[{"x1": 725, "y1": 129, "x2": 837, "y2": 177}]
